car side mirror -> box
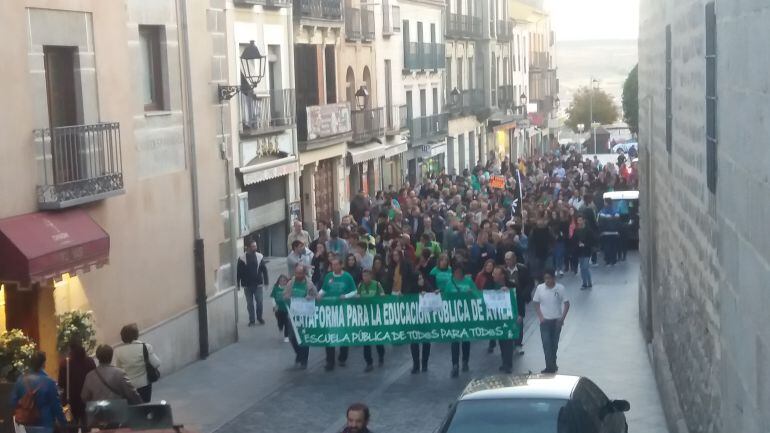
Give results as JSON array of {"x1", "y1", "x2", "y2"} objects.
[{"x1": 611, "y1": 399, "x2": 630, "y2": 412}]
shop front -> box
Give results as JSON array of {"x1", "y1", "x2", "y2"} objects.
[
  {"x1": 382, "y1": 138, "x2": 408, "y2": 189},
  {"x1": 409, "y1": 141, "x2": 447, "y2": 182},
  {"x1": 0, "y1": 210, "x2": 110, "y2": 379},
  {"x1": 238, "y1": 155, "x2": 300, "y2": 257},
  {"x1": 488, "y1": 114, "x2": 519, "y2": 162},
  {"x1": 347, "y1": 142, "x2": 386, "y2": 196}
]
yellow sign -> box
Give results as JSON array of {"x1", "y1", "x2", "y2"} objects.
[{"x1": 490, "y1": 175, "x2": 506, "y2": 189}]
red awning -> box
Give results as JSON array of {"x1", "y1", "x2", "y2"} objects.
[{"x1": 0, "y1": 210, "x2": 109, "y2": 285}]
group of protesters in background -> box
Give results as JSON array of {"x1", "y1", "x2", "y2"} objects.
[{"x1": 254, "y1": 146, "x2": 640, "y2": 376}]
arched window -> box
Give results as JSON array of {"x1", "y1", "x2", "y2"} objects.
[
  {"x1": 362, "y1": 66, "x2": 372, "y2": 108},
  {"x1": 345, "y1": 66, "x2": 356, "y2": 105}
]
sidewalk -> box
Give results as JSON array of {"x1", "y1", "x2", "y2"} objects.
[{"x1": 152, "y1": 257, "x2": 317, "y2": 433}]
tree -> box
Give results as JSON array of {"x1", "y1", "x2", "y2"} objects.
[
  {"x1": 565, "y1": 86, "x2": 619, "y2": 133},
  {"x1": 622, "y1": 64, "x2": 639, "y2": 135}
]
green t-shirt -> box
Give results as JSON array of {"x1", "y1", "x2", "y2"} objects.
[
  {"x1": 430, "y1": 267, "x2": 453, "y2": 294},
  {"x1": 285, "y1": 278, "x2": 312, "y2": 308},
  {"x1": 357, "y1": 280, "x2": 384, "y2": 298},
  {"x1": 415, "y1": 241, "x2": 441, "y2": 258},
  {"x1": 270, "y1": 284, "x2": 289, "y2": 312},
  {"x1": 321, "y1": 271, "x2": 357, "y2": 297},
  {"x1": 471, "y1": 175, "x2": 481, "y2": 191},
  {"x1": 448, "y1": 276, "x2": 478, "y2": 293}
]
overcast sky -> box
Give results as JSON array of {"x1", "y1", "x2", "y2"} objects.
[{"x1": 544, "y1": 0, "x2": 639, "y2": 41}]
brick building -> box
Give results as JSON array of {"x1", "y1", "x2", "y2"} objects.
[{"x1": 639, "y1": 1, "x2": 770, "y2": 432}]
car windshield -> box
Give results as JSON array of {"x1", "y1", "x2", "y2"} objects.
[{"x1": 441, "y1": 398, "x2": 571, "y2": 433}]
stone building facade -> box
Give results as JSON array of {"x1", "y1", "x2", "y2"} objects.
[{"x1": 638, "y1": 1, "x2": 770, "y2": 432}]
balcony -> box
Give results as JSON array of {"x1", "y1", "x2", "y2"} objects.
[
  {"x1": 496, "y1": 20, "x2": 513, "y2": 41},
  {"x1": 448, "y1": 88, "x2": 485, "y2": 116},
  {"x1": 446, "y1": 14, "x2": 482, "y2": 39},
  {"x1": 382, "y1": 0, "x2": 400, "y2": 35},
  {"x1": 240, "y1": 88, "x2": 296, "y2": 136},
  {"x1": 403, "y1": 42, "x2": 446, "y2": 72},
  {"x1": 296, "y1": 101, "x2": 352, "y2": 145},
  {"x1": 36, "y1": 122, "x2": 124, "y2": 209},
  {"x1": 294, "y1": 0, "x2": 343, "y2": 22},
  {"x1": 237, "y1": 0, "x2": 292, "y2": 7},
  {"x1": 530, "y1": 51, "x2": 550, "y2": 70},
  {"x1": 351, "y1": 107, "x2": 385, "y2": 143},
  {"x1": 408, "y1": 113, "x2": 448, "y2": 145},
  {"x1": 265, "y1": 0, "x2": 292, "y2": 7},
  {"x1": 386, "y1": 104, "x2": 408, "y2": 135},
  {"x1": 345, "y1": 8, "x2": 361, "y2": 40},
  {"x1": 497, "y1": 84, "x2": 514, "y2": 109},
  {"x1": 362, "y1": 8, "x2": 375, "y2": 41}
]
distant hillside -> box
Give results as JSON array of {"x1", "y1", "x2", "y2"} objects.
[{"x1": 555, "y1": 39, "x2": 638, "y2": 116}]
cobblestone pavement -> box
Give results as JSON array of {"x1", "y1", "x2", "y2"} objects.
[{"x1": 157, "y1": 253, "x2": 669, "y2": 433}]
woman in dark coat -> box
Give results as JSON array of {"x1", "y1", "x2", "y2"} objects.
[
  {"x1": 58, "y1": 340, "x2": 96, "y2": 433},
  {"x1": 384, "y1": 249, "x2": 416, "y2": 295}
]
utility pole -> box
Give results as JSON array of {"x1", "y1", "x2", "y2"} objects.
[{"x1": 590, "y1": 77, "x2": 599, "y2": 154}]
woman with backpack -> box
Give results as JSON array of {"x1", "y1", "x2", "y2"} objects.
[{"x1": 12, "y1": 351, "x2": 67, "y2": 433}]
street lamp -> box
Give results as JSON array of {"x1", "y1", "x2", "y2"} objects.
[
  {"x1": 218, "y1": 40, "x2": 266, "y2": 101},
  {"x1": 355, "y1": 85, "x2": 369, "y2": 110},
  {"x1": 589, "y1": 78, "x2": 600, "y2": 154},
  {"x1": 554, "y1": 96, "x2": 560, "y2": 111},
  {"x1": 519, "y1": 93, "x2": 528, "y2": 115}
]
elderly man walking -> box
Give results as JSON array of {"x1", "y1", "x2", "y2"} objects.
[{"x1": 287, "y1": 220, "x2": 311, "y2": 253}]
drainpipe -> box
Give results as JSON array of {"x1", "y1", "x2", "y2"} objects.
[{"x1": 179, "y1": 0, "x2": 209, "y2": 359}]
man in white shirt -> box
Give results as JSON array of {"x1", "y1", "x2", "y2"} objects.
[
  {"x1": 287, "y1": 220, "x2": 311, "y2": 253},
  {"x1": 568, "y1": 189, "x2": 584, "y2": 211},
  {"x1": 532, "y1": 269, "x2": 570, "y2": 373}
]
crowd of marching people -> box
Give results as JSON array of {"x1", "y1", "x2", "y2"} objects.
[{"x1": 237, "y1": 147, "x2": 640, "y2": 377}]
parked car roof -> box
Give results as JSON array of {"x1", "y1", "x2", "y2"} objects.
[
  {"x1": 603, "y1": 191, "x2": 639, "y2": 200},
  {"x1": 459, "y1": 374, "x2": 581, "y2": 401}
]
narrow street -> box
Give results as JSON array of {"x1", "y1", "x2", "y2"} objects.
[{"x1": 155, "y1": 253, "x2": 668, "y2": 433}]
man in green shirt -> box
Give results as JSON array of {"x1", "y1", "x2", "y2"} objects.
[
  {"x1": 415, "y1": 233, "x2": 441, "y2": 258},
  {"x1": 320, "y1": 258, "x2": 356, "y2": 370},
  {"x1": 357, "y1": 269, "x2": 385, "y2": 371}
]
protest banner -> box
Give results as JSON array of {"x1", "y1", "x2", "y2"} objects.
[
  {"x1": 289, "y1": 291, "x2": 520, "y2": 347},
  {"x1": 489, "y1": 175, "x2": 506, "y2": 189}
]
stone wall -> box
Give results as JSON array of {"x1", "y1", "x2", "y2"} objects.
[{"x1": 639, "y1": 1, "x2": 770, "y2": 432}]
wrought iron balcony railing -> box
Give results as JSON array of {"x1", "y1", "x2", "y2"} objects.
[
  {"x1": 448, "y1": 88, "x2": 485, "y2": 116},
  {"x1": 345, "y1": 8, "x2": 361, "y2": 40},
  {"x1": 351, "y1": 106, "x2": 385, "y2": 143},
  {"x1": 386, "y1": 104, "x2": 408, "y2": 133},
  {"x1": 446, "y1": 14, "x2": 482, "y2": 38},
  {"x1": 36, "y1": 122, "x2": 124, "y2": 209},
  {"x1": 403, "y1": 42, "x2": 446, "y2": 72},
  {"x1": 408, "y1": 113, "x2": 448, "y2": 145},
  {"x1": 295, "y1": 0, "x2": 342, "y2": 21},
  {"x1": 362, "y1": 8, "x2": 375, "y2": 41},
  {"x1": 240, "y1": 88, "x2": 296, "y2": 135},
  {"x1": 530, "y1": 51, "x2": 550, "y2": 70},
  {"x1": 496, "y1": 20, "x2": 513, "y2": 41},
  {"x1": 497, "y1": 84, "x2": 514, "y2": 108}
]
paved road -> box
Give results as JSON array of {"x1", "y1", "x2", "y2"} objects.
[{"x1": 204, "y1": 252, "x2": 668, "y2": 433}]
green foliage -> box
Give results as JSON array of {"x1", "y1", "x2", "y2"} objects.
[
  {"x1": 57, "y1": 310, "x2": 97, "y2": 355},
  {"x1": 622, "y1": 64, "x2": 639, "y2": 134},
  {"x1": 0, "y1": 329, "x2": 37, "y2": 382},
  {"x1": 565, "y1": 86, "x2": 619, "y2": 133}
]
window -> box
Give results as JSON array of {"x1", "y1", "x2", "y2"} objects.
[
  {"x1": 705, "y1": 2, "x2": 717, "y2": 194},
  {"x1": 432, "y1": 87, "x2": 439, "y2": 114},
  {"x1": 666, "y1": 25, "x2": 672, "y2": 155},
  {"x1": 139, "y1": 25, "x2": 165, "y2": 111},
  {"x1": 468, "y1": 57, "x2": 473, "y2": 88},
  {"x1": 457, "y1": 58, "x2": 464, "y2": 90}
]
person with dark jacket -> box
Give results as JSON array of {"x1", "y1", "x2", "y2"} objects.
[
  {"x1": 237, "y1": 240, "x2": 269, "y2": 326},
  {"x1": 407, "y1": 272, "x2": 434, "y2": 373},
  {"x1": 504, "y1": 251, "x2": 534, "y2": 351},
  {"x1": 574, "y1": 216, "x2": 595, "y2": 289},
  {"x1": 58, "y1": 340, "x2": 96, "y2": 433},
  {"x1": 528, "y1": 219, "x2": 553, "y2": 282},
  {"x1": 384, "y1": 250, "x2": 416, "y2": 295}
]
